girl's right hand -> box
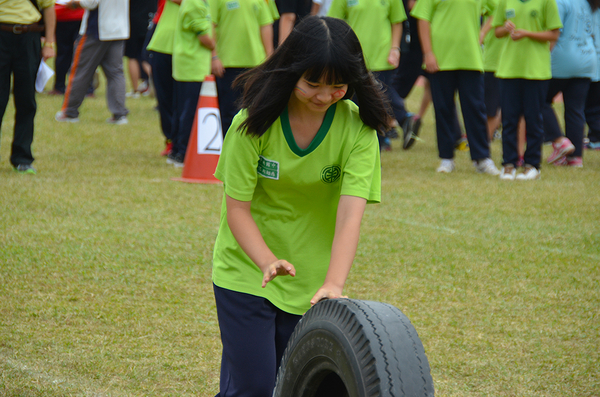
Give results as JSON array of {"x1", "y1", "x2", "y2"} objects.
[
  {"x1": 261, "y1": 260, "x2": 296, "y2": 288},
  {"x1": 423, "y1": 52, "x2": 439, "y2": 74}
]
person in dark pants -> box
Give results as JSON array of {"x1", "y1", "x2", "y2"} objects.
[
  {"x1": 493, "y1": 0, "x2": 562, "y2": 180},
  {"x1": 542, "y1": 0, "x2": 597, "y2": 168},
  {"x1": 50, "y1": 3, "x2": 85, "y2": 96},
  {"x1": 209, "y1": 0, "x2": 274, "y2": 136},
  {"x1": 0, "y1": 0, "x2": 55, "y2": 174},
  {"x1": 412, "y1": 0, "x2": 499, "y2": 175}
]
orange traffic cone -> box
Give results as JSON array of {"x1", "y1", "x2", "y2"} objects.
[{"x1": 172, "y1": 75, "x2": 223, "y2": 184}]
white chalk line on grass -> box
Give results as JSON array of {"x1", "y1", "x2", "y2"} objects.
[
  {"x1": 1, "y1": 354, "x2": 111, "y2": 396},
  {"x1": 381, "y1": 214, "x2": 600, "y2": 262}
]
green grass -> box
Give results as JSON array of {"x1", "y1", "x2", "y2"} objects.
[{"x1": 1, "y1": 74, "x2": 599, "y2": 396}]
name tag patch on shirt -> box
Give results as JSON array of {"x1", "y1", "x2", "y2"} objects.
[
  {"x1": 258, "y1": 156, "x2": 279, "y2": 180},
  {"x1": 226, "y1": 1, "x2": 240, "y2": 10},
  {"x1": 347, "y1": 0, "x2": 358, "y2": 7},
  {"x1": 506, "y1": 9, "x2": 516, "y2": 18}
]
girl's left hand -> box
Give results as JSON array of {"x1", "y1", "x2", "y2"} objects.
[
  {"x1": 388, "y1": 48, "x2": 400, "y2": 68},
  {"x1": 510, "y1": 29, "x2": 528, "y2": 41},
  {"x1": 310, "y1": 284, "x2": 348, "y2": 306}
]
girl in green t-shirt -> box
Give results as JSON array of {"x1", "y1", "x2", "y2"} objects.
[
  {"x1": 493, "y1": 0, "x2": 562, "y2": 180},
  {"x1": 211, "y1": 16, "x2": 391, "y2": 397}
]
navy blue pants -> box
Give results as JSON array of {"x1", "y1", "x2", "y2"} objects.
[
  {"x1": 172, "y1": 80, "x2": 202, "y2": 158},
  {"x1": 213, "y1": 284, "x2": 301, "y2": 397},
  {"x1": 500, "y1": 79, "x2": 548, "y2": 169},
  {"x1": 216, "y1": 67, "x2": 246, "y2": 137},
  {"x1": 375, "y1": 68, "x2": 409, "y2": 126},
  {"x1": 428, "y1": 70, "x2": 490, "y2": 161},
  {"x1": 542, "y1": 78, "x2": 590, "y2": 157},
  {"x1": 150, "y1": 51, "x2": 174, "y2": 142},
  {"x1": 585, "y1": 81, "x2": 600, "y2": 143}
]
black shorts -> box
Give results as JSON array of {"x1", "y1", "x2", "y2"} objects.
[{"x1": 124, "y1": 34, "x2": 146, "y2": 59}]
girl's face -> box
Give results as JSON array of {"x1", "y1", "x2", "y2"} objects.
[{"x1": 292, "y1": 75, "x2": 348, "y2": 113}]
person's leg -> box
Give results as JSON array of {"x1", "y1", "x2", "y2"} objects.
[
  {"x1": 484, "y1": 71, "x2": 501, "y2": 142},
  {"x1": 428, "y1": 71, "x2": 458, "y2": 160},
  {"x1": 394, "y1": 51, "x2": 422, "y2": 100},
  {"x1": 521, "y1": 79, "x2": 548, "y2": 170},
  {"x1": 216, "y1": 67, "x2": 245, "y2": 136},
  {"x1": 53, "y1": 20, "x2": 80, "y2": 93},
  {"x1": 171, "y1": 80, "x2": 202, "y2": 158},
  {"x1": 127, "y1": 57, "x2": 141, "y2": 93},
  {"x1": 101, "y1": 40, "x2": 128, "y2": 119},
  {"x1": 541, "y1": 78, "x2": 565, "y2": 143},
  {"x1": 585, "y1": 81, "x2": 600, "y2": 145},
  {"x1": 562, "y1": 78, "x2": 590, "y2": 158},
  {"x1": 61, "y1": 35, "x2": 105, "y2": 118},
  {"x1": 8, "y1": 32, "x2": 40, "y2": 167},
  {"x1": 151, "y1": 51, "x2": 174, "y2": 142},
  {"x1": 457, "y1": 70, "x2": 490, "y2": 161},
  {"x1": 214, "y1": 285, "x2": 301, "y2": 397},
  {"x1": 375, "y1": 69, "x2": 409, "y2": 127},
  {"x1": 499, "y1": 79, "x2": 522, "y2": 168}
]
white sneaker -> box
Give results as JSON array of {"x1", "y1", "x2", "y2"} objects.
[
  {"x1": 55, "y1": 110, "x2": 79, "y2": 123},
  {"x1": 516, "y1": 166, "x2": 541, "y2": 181},
  {"x1": 474, "y1": 158, "x2": 500, "y2": 175},
  {"x1": 436, "y1": 159, "x2": 455, "y2": 173},
  {"x1": 499, "y1": 165, "x2": 516, "y2": 180},
  {"x1": 107, "y1": 116, "x2": 128, "y2": 125}
]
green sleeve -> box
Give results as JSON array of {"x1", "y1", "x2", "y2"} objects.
[
  {"x1": 208, "y1": 0, "x2": 220, "y2": 24},
  {"x1": 544, "y1": 0, "x2": 563, "y2": 30},
  {"x1": 182, "y1": 0, "x2": 212, "y2": 35},
  {"x1": 258, "y1": 0, "x2": 274, "y2": 26},
  {"x1": 492, "y1": 0, "x2": 506, "y2": 27},
  {"x1": 339, "y1": 127, "x2": 381, "y2": 204},
  {"x1": 327, "y1": 0, "x2": 346, "y2": 19},
  {"x1": 214, "y1": 111, "x2": 261, "y2": 202},
  {"x1": 410, "y1": 0, "x2": 432, "y2": 21},
  {"x1": 389, "y1": 0, "x2": 407, "y2": 24}
]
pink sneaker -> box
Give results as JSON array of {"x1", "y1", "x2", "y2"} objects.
[
  {"x1": 547, "y1": 138, "x2": 575, "y2": 164},
  {"x1": 553, "y1": 156, "x2": 568, "y2": 166},
  {"x1": 566, "y1": 156, "x2": 583, "y2": 168}
]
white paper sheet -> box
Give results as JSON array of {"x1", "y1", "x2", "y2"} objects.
[{"x1": 35, "y1": 60, "x2": 55, "y2": 93}]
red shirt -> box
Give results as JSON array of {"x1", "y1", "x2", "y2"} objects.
[{"x1": 55, "y1": 4, "x2": 85, "y2": 22}]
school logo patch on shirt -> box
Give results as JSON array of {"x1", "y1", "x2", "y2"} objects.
[
  {"x1": 226, "y1": 1, "x2": 240, "y2": 10},
  {"x1": 321, "y1": 165, "x2": 341, "y2": 184},
  {"x1": 258, "y1": 156, "x2": 279, "y2": 180}
]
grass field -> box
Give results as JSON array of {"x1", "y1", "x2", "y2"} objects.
[{"x1": 1, "y1": 74, "x2": 599, "y2": 397}]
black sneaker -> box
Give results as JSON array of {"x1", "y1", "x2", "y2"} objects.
[
  {"x1": 166, "y1": 152, "x2": 184, "y2": 168},
  {"x1": 13, "y1": 164, "x2": 37, "y2": 174},
  {"x1": 402, "y1": 115, "x2": 419, "y2": 150}
]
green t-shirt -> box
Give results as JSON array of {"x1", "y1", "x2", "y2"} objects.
[
  {"x1": 173, "y1": 0, "x2": 212, "y2": 82},
  {"x1": 267, "y1": 0, "x2": 279, "y2": 20},
  {"x1": 411, "y1": 0, "x2": 494, "y2": 71},
  {"x1": 209, "y1": 0, "x2": 274, "y2": 68},
  {"x1": 328, "y1": 0, "x2": 407, "y2": 72},
  {"x1": 483, "y1": 28, "x2": 507, "y2": 72},
  {"x1": 146, "y1": 1, "x2": 180, "y2": 55},
  {"x1": 492, "y1": 0, "x2": 562, "y2": 79},
  {"x1": 212, "y1": 100, "x2": 381, "y2": 315}
]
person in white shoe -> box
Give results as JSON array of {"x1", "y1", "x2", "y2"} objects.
[
  {"x1": 411, "y1": 0, "x2": 499, "y2": 175},
  {"x1": 493, "y1": 0, "x2": 562, "y2": 180},
  {"x1": 542, "y1": 0, "x2": 598, "y2": 168},
  {"x1": 55, "y1": 0, "x2": 129, "y2": 124}
]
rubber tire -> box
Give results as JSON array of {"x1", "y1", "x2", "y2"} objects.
[{"x1": 273, "y1": 299, "x2": 435, "y2": 397}]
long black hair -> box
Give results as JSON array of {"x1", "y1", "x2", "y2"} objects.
[
  {"x1": 233, "y1": 16, "x2": 392, "y2": 137},
  {"x1": 588, "y1": 0, "x2": 600, "y2": 11}
]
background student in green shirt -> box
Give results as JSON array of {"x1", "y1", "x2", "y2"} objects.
[
  {"x1": 493, "y1": 0, "x2": 562, "y2": 180},
  {"x1": 412, "y1": 0, "x2": 500, "y2": 175},
  {"x1": 168, "y1": 0, "x2": 215, "y2": 166},
  {"x1": 209, "y1": 0, "x2": 274, "y2": 136},
  {"x1": 211, "y1": 16, "x2": 390, "y2": 397}
]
